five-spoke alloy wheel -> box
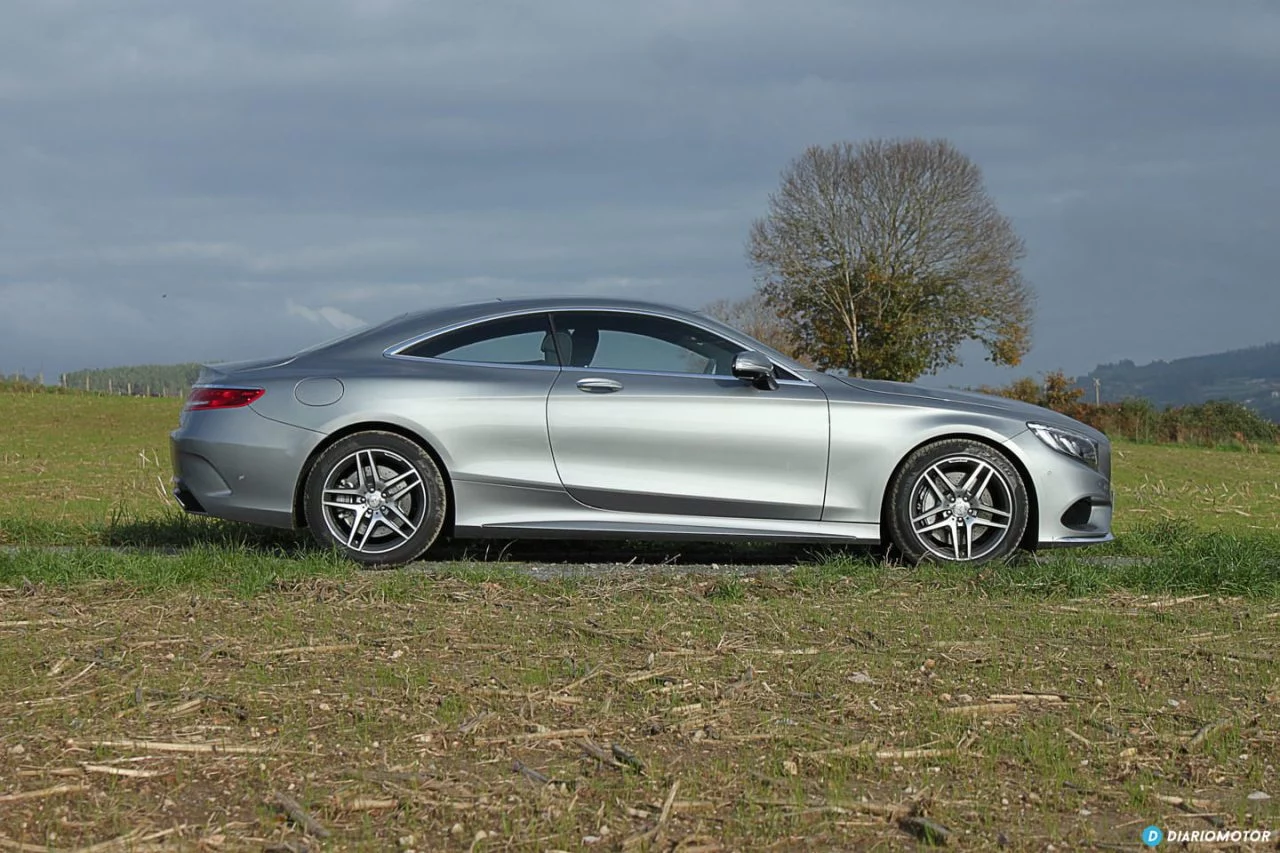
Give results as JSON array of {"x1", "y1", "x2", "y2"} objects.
[
  {"x1": 304, "y1": 431, "x2": 447, "y2": 566},
  {"x1": 886, "y1": 439, "x2": 1029, "y2": 565}
]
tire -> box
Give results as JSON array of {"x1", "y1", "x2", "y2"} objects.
[
  {"x1": 885, "y1": 438, "x2": 1029, "y2": 565},
  {"x1": 303, "y1": 431, "x2": 448, "y2": 567}
]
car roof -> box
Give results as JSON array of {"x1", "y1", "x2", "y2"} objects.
[
  {"x1": 312, "y1": 295, "x2": 742, "y2": 356},
  {"x1": 404, "y1": 296, "x2": 707, "y2": 324},
  {"x1": 306, "y1": 296, "x2": 803, "y2": 370}
]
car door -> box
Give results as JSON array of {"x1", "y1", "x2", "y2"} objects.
[
  {"x1": 546, "y1": 310, "x2": 830, "y2": 520},
  {"x1": 390, "y1": 311, "x2": 564, "y2": 490}
]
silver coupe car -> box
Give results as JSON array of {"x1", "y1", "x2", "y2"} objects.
[{"x1": 170, "y1": 297, "x2": 1113, "y2": 566}]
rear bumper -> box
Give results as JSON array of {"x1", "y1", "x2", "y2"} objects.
[
  {"x1": 170, "y1": 407, "x2": 323, "y2": 529},
  {"x1": 172, "y1": 481, "x2": 207, "y2": 514}
]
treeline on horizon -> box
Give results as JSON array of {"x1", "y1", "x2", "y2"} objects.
[{"x1": 1, "y1": 363, "x2": 205, "y2": 397}]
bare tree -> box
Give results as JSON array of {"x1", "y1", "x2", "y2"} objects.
[
  {"x1": 701, "y1": 292, "x2": 807, "y2": 363},
  {"x1": 748, "y1": 138, "x2": 1032, "y2": 381}
]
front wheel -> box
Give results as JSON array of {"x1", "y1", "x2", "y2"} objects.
[
  {"x1": 885, "y1": 439, "x2": 1029, "y2": 565},
  {"x1": 303, "y1": 431, "x2": 447, "y2": 566}
]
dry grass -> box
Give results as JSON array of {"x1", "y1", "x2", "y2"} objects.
[
  {"x1": 1112, "y1": 443, "x2": 1280, "y2": 534},
  {"x1": 2, "y1": 390, "x2": 1279, "y2": 849},
  {"x1": 1, "y1": 575, "x2": 1276, "y2": 851},
  {"x1": 0, "y1": 393, "x2": 179, "y2": 543}
]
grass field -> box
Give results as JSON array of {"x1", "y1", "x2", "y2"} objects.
[
  {"x1": 0, "y1": 391, "x2": 179, "y2": 545},
  {"x1": 1, "y1": 389, "x2": 1278, "y2": 850}
]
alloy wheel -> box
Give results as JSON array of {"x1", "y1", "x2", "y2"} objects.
[
  {"x1": 907, "y1": 455, "x2": 1015, "y2": 562},
  {"x1": 319, "y1": 448, "x2": 429, "y2": 555}
]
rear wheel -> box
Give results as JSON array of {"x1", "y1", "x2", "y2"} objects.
[
  {"x1": 886, "y1": 439, "x2": 1028, "y2": 565},
  {"x1": 303, "y1": 431, "x2": 447, "y2": 566}
]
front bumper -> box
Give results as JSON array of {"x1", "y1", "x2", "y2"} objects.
[
  {"x1": 170, "y1": 406, "x2": 323, "y2": 529},
  {"x1": 1004, "y1": 430, "x2": 1114, "y2": 547}
]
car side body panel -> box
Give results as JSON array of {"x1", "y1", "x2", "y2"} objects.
[
  {"x1": 547, "y1": 368, "x2": 830, "y2": 520},
  {"x1": 249, "y1": 359, "x2": 564, "y2": 492},
  {"x1": 820, "y1": 403, "x2": 1033, "y2": 524},
  {"x1": 814, "y1": 374, "x2": 1113, "y2": 545}
]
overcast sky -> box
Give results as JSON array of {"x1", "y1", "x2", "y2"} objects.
[{"x1": 2, "y1": 0, "x2": 1277, "y2": 386}]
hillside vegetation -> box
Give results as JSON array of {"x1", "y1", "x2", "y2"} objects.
[
  {"x1": 981, "y1": 372, "x2": 1279, "y2": 448},
  {"x1": 1081, "y1": 341, "x2": 1280, "y2": 422}
]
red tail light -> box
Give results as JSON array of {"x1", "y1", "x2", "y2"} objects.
[{"x1": 185, "y1": 386, "x2": 265, "y2": 410}]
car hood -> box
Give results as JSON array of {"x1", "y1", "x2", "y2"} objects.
[{"x1": 831, "y1": 376, "x2": 1103, "y2": 437}]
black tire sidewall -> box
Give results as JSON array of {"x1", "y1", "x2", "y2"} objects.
[
  {"x1": 886, "y1": 439, "x2": 1028, "y2": 565},
  {"x1": 303, "y1": 431, "x2": 447, "y2": 566}
]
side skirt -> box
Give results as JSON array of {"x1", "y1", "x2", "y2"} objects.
[{"x1": 450, "y1": 479, "x2": 878, "y2": 543}]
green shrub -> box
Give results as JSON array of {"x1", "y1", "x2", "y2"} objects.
[{"x1": 979, "y1": 374, "x2": 1278, "y2": 448}]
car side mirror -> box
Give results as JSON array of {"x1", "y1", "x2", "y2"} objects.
[{"x1": 732, "y1": 350, "x2": 779, "y2": 391}]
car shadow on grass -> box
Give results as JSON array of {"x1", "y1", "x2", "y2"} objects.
[
  {"x1": 102, "y1": 514, "x2": 313, "y2": 553},
  {"x1": 430, "y1": 537, "x2": 848, "y2": 567},
  {"x1": 102, "y1": 512, "x2": 869, "y2": 567}
]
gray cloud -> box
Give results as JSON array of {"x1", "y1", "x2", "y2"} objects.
[{"x1": 1, "y1": 0, "x2": 1277, "y2": 384}]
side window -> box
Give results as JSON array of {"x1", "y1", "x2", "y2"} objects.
[
  {"x1": 552, "y1": 312, "x2": 745, "y2": 375},
  {"x1": 401, "y1": 314, "x2": 559, "y2": 366}
]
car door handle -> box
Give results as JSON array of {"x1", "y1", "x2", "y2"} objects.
[{"x1": 575, "y1": 377, "x2": 623, "y2": 393}]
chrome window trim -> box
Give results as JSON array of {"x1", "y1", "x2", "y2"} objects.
[
  {"x1": 383, "y1": 305, "x2": 813, "y2": 385},
  {"x1": 558, "y1": 364, "x2": 814, "y2": 386},
  {"x1": 384, "y1": 353, "x2": 563, "y2": 372}
]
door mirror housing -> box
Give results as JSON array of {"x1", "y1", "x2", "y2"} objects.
[{"x1": 732, "y1": 350, "x2": 779, "y2": 391}]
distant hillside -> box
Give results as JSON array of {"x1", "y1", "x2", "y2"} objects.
[
  {"x1": 1081, "y1": 342, "x2": 1280, "y2": 422},
  {"x1": 61, "y1": 363, "x2": 204, "y2": 397}
]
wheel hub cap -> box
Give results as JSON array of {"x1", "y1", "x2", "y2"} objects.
[
  {"x1": 320, "y1": 448, "x2": 429, "y2": 555},
  {"x1": 907, "y1": 455, "x2": 1015, "y2": 562}
]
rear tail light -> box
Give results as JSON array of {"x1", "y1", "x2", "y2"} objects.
[{"x1": 185, "y1": 386, "x2": 265, "y2": 410}]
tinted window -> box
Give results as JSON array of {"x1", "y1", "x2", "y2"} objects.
[
  {"x1": 552, "y1": 312, "x2": 745, "y2": 375},
  {"x1": 402, "y1": 314, "x2": 558, "y2": 366}
]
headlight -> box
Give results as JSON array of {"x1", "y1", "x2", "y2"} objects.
[{"x1": 1028, "y1": 422, "x2": 1099, "y2": 470}]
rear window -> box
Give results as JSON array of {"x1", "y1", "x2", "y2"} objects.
[{"x1": 400, "y1": 314, "x2": 556, "y2": 366}]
